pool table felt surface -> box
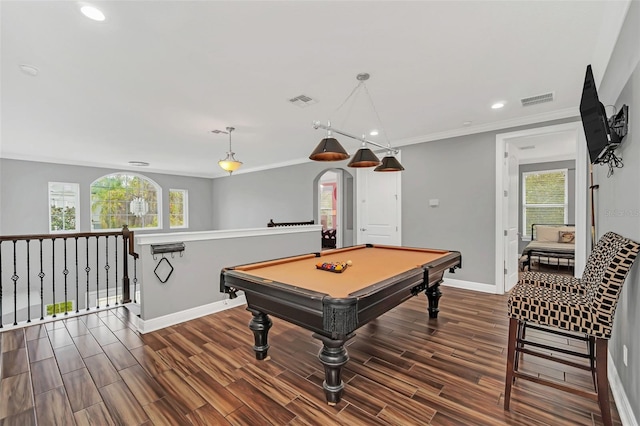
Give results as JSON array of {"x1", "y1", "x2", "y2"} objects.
[{"x1": 233, "y1": 245, "x2": 452, "y2": 298}]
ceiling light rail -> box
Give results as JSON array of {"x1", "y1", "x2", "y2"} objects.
[
  {"x1": 312, "y1": 122, "x2": 399, "y2": 154},
  {"x1": 309, "y1": 72, "x2": 404, "y2": 172}
]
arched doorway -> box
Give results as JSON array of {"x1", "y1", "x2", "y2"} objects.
[{"x1": 313, "y1": 168, "x2": 355, "y2": 249}]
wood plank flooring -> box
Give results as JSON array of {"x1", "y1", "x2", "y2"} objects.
[{"x1": 0, "y1": 287, "x2": 621, "y2": 425}]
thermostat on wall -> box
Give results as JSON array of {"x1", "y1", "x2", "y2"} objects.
[{"x1": 429, "y1": 199, "x2": 439, "y2": 207}]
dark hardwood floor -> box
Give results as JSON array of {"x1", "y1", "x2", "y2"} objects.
[{"x1": 0, "y1": 287, "x2": 621, "y2": 425}]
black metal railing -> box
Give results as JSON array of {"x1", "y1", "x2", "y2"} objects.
[{"x1": 0, "y1": 225, "x2": 138, "y2": 328}]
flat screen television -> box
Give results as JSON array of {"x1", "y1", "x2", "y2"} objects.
[{"x1": 579, "y1": 65, "x2": 621, "y2": 164}]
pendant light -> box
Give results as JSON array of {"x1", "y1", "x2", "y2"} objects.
[
  {"x1": 217, "y1": 126, "x2": 242, "y2": 175},
  {"x1": 309, "y1": 121, "x2": 350, "y2": 161},
  {"x1": 347, "y1": 140, "x2": 381, "y2": 168},
  {"x1": 374, "y1": 151, "x2": 405, "y2": 172}
]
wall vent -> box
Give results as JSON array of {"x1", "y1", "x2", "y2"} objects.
[
  {"x1": 289, "y1": 94, "x2": 317, "y2": 108},
  {"x1": 521, "y1": 92, "x2": 554, "y2": 107}
]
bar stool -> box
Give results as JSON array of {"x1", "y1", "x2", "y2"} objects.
[{"x1": 504, "y1": 232, "x2": 639, "y2": 426}]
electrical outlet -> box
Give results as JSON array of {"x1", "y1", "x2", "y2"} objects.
[{"x1": 623, "y1": 345, "x2": 628, "y2": 367}]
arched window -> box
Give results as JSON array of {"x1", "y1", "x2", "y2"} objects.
[{"x1": 90, "y1": 173, "x2": 161, "y2": 231}]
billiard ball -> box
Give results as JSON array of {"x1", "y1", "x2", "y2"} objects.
[{"x1": 346, "y1": 260, "x2": 352, "y2": 266}]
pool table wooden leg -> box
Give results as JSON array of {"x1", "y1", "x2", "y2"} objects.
[
  {"x1": 248, "y1": 309, "x2": 272, "y2": 360},
  {"x1": 426, "y1": 280, "x2": 443, "y2": 318},
  {"x1": 313, "y1": 333, "x2": 354, "y2": 405}
]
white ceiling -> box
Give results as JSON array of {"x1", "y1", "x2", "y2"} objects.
[{"x1": 0, "y1": 1, "x2": 630, "y2": 178}]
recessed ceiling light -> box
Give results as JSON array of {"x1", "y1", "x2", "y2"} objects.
[
  {"x1": 462, "y1": 121, "x2": 472, "y2": 126},
  {"x1": 491, "y1": 102, "x2": 505, "y2": 109},
  {"x1": 80, "y1": 5, "x2": 106, "y2": 21},
  {"x1": 19, "y1": 64, "x2": 39, "y2": 76},
  {"x1": 128, "y1": 161, "x2": 149, "y2": 167},
  {"x1": 369, "y1": 130, "x2": 379, "y2": 136}
]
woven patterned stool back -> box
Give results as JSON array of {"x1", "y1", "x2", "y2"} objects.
[{"x1": 589, "y1": 232, "x2": 640, "y2": 326}]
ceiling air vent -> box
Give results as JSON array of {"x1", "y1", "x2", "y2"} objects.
[
  {"x1": 521, "y1": 92, "x2": 554, "y2": 107},
  {"x1": 289, "y1": 94, "x2": 317, "y2": 108}
]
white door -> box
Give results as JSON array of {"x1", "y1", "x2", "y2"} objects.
[
  {"x1": 504, "y1": 144, "x2": 520, "y2": 291},
  {"x1": 356, "y1": 157, "x2": 402, "y2": 246}
]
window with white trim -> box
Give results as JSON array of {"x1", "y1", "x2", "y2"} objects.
[
  {"x1": 169, "y1": 189, "x2": 188, "y2": 229},
  {"x1": 49, "y1": 182, "x2": 80, "y2": 233},
  {"x1": 90, "y1": 173, "x2": 161, "y2": 231},
  {"x1": 522, "y1": 169, "x2": 568, "y2": 238}
]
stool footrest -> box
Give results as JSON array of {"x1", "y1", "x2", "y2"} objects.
[{"x1": 513, "y1": 371, "x2": 598, "y2": 401}]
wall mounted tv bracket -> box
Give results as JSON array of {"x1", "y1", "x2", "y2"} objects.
[
  {"x1": 609, "y1": 104, "x2": 628, "y2": 140},
  {"x1": 597, "y1": 104, "x2": 629, "y2": 165},
  {"x1": 607, "y1": 105, "x2": 628, "y2": 143}
]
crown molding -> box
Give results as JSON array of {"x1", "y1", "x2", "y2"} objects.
[{"x1": 394, "y1": 107, "x2": 579, "y2": 148}]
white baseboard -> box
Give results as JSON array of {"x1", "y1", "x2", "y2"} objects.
[
  {"x1": 608, "y1": 351, "x2": 638, "y2": 426},
  {"x1": 442, "y1": 278, "x2": 496, "y2": 294},
  {"x1": 137, "y1": 295, "x2": 247, "y2": 334}
]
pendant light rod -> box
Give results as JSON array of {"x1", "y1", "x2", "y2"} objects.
[{"x1": 312, "y1": 121, "x2": 399, "y2": 154}]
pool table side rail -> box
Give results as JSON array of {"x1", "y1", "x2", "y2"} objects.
[
  {"x1": 351, "y1": 251, "x2": 461, "y2": 328},
  {"x1": 222, "y1": 269, "x2": 342, "y2": 335}
]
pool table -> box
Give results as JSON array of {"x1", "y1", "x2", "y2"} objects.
[{"x1": 220, "y1": 244, "x2": 461, "y2": 404}]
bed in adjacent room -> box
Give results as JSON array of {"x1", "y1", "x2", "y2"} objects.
[{"x1": 520, "y1": 224, "x2": 575, "y2": 271}]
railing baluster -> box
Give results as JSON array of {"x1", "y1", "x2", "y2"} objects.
[
  {"x1": 115, "y1": 236, "x2": 119, "y2": 306},
  {"x1": 63, "y1": 238, "x2": 69, "y2": 316},
  {"x1": 75, "y1": 237, "x2": 79, "y2": 313},
  {"x1": 39, "y1": 239, "x2": 44, "y2": 320},
  {"x1": 27, "y1": 240, "x2": 31, "y2": 322},
  {"x1": 85, "y1": 236, "x2": 90, "y2": 311},
  {"x1": 12, "y1": 240, "x2": 19, "y2": 325},
  {"x1": 95, "y1": 236, "x2": 99, "y2": 309},
  {"x1": 51, "y1": 238, "x2": 56, "y2": 318},
  {"x1": 133, "y1": 257, "x2": 138, "y2": 304},
  {"x1": 105, "y1": 236, "x2": 110, "y2": 307},
  {"x1": 122, "y1": 225, "x2": 133, "y2": 304}
]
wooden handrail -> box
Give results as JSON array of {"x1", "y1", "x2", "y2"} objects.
[
  {"x1": 0, "y1": 230, "x2": 130, "y2": 242},
  {"x1": 0, "y1": 226, "x2": 138, "y2": 258}
]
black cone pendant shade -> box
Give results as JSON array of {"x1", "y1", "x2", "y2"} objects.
[
  {"x1": 309, "y1": 137, "x2": 350, "y2": 161},
  {"x1": 347, "y1": 146, "x2": 381, "y2": 168},
  {"x1": 374, "y1": 155, "x2": 405, "y2": 172}
]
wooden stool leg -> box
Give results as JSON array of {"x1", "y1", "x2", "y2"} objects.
[
  {"x1": 588, "y1": 335, "x2": 596, "y2": 387},
  {"x1": 595, "y1": 338, "x2": 612, "y2": 426},
  {"x1": 514, "y1": 321, "x2": 525, "y2": 371},
  {"x1": 504, "y1": 317, "x2": 518, "y2": 410}
]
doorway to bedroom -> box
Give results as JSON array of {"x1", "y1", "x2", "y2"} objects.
[{"x1": 495, "y1": 121, "x2": 588, "y2": 294}]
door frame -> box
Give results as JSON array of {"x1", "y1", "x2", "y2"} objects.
[
  {"x1": 494, "y1": 121, "x2": 588, "y2": 294},
  {"x1": 504, "y1": 143, "x2": 520, "y2": 292},
  {"x1": 356, "y1": 150, "x2": 402, "y2": 246}
]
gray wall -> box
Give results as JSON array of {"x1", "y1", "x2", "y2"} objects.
[
  {"x1": 0, "y1": 159, "x2": 214, "y2": 234},
  {"x1": 597, "y1": 1, "x2": 640, "y2": 418},
  {"x1": 137, "y1": 230, "x2": 320, "y2": 321},
  {"x1": 212, "y1": 162, "x2": 354, "y2": 229},
  {"x1": 401, "y1": 132, "x2": 497, "y2": 285},
  {"x1": 518, "y1": 160, "x2": 576, "y2": 253}
]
